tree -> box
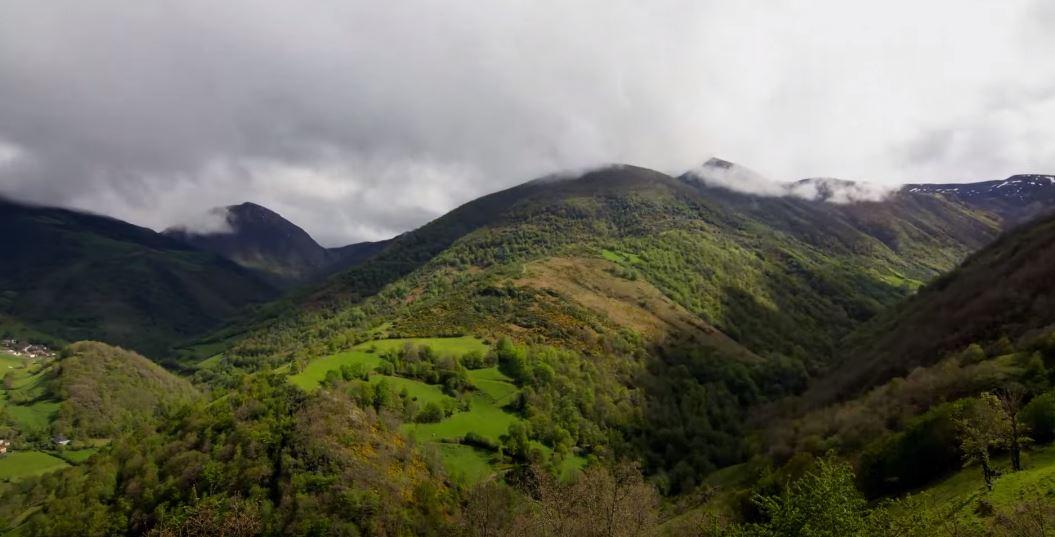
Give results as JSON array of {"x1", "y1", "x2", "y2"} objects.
[
  {"x1": 416, "y1": 401, "x2": 444, "y2": 423},
  {"x1": 959, "y1": 343, "x2": 987, "y2": 365},
  {"x1": 957, "y1": 393, "x2": 1010, "y2": 491},
  {"x1": 997, "y1": 385, "x2": 1031, "y2": 472},
  {"x1": 462, "y1": 480, "x2": 532, "y2": 537},
  {"x1": 752, "y1": 458, "x2": 868, "y2": 537},
  {"x1": 1022, "y1": 392, "x2": 1055, "y2": 443},
  {"x1": 534, "y1": 461, "x2": 659, "y2": 537}
]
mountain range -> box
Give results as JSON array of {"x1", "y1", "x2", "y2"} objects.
[
  {"x1": 3, "y1": 160, "x2": 1055, "y2": 534},
  {"x1": 5, "y1": 162, "x2": 1054, "y2": 360}
]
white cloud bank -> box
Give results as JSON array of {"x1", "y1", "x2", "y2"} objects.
[{"x1": 0, "y1": 0, "x2": 1052, "y2": 243}]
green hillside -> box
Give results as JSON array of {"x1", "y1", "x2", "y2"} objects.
[
  {"x1": 228, "y1": 165, "x2": 998, "y2": 369},
  {"x1": 814, "y1": 212, "x2": 1055, "y2": 403},
  {"x1": 0, "y1": 199, "x2": 278, "y2": 357},
  {"x1": 2, "y1": 165, "x2": 1053, "y2": 535},
  {"x1": 1, "y1": 341, "x2": 198, "y2": 440},
  {"x1": 188, "y1": 166, "x2": 1003, "y2": 492},
  {"x1": 0, "y1": 341, "x2": 197, "y2": 500},
  {"x1": 287, "y1": 336, "x2": 582, "y2": 484},
  {"x1": 693, "y1": 211, "x2": 1055, "y2": 535},
  {"x1": 48, "y1": 341, "x2": 198, "y2": 438}
]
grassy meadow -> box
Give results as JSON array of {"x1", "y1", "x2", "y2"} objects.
[
  {"x1": 0, "y1": 354, "x2": 59, "y2": 432},
  {"x1": 0, "y1": 451, "x2": 68, "y2": 481},
  {"x1": 288, "y1": 336, "x2": 536, "y2": 482}
]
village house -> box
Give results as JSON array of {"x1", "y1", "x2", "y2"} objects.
[
  {"x1": 0, "y1": 440, "x2": 10, "y2": 455},
  {"x1": 52, "y1": 435, "x2": 70, "y2": 447},
  {"x1": 0, "y1": 339, "x2": 56, "y2": 359}
]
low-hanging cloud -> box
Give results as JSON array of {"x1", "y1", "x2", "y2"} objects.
[
  {"x1": 688, "y1": 159, "x2": 897, "y2": 203},
  {"x1": 0, "y1": 0, "x2": 1053, "y2": 244}
]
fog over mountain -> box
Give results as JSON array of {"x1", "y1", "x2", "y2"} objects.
[{"x1": 1, "y1": 0, "x2": 1053, "y2": 244}]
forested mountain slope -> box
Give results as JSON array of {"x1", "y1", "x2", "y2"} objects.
[
  {"x1": 48, "y1": 341, "x2": 198, "y2": 438},
  {"x1": 227, "y1": 164, "x2": 1001, "y2": 371},
  {"x1": 812, "y1": 211, "x2": 1055, "y2": 403},
  {"x1": 5, "y1": 165, "x2": 1055, "y2": 536},
  {"x1": 0, "y1": 199, "x2": 278, "y2": 356},
  {"x1": 198, "y1": 164, "x2": 1013, "y2": 492},
  {"x1": 0, "y1": 341, "x2": 198, "y2": 482}
]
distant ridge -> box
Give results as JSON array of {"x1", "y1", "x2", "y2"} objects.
[
  {"x1": 164, "y1": 202, "x2": 389, "y2": 286},
  {"x1": 904, "y1": 174, "x2": 1055, "y2": 225},
  {"x1": 0, "y1": 198, "x2": 278, "y2": 356}
]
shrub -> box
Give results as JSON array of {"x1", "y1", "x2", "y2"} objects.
[
  {"x1": 416, "y1": 402, "x2": 444, "y2": 423},
  {"x1": 1022, "y1": 392, "x2": 1055, "y2": 444}
]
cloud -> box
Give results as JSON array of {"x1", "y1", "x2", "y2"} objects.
[
  {"x1": 688, "y1": 159, "x2": 896, "y2": 203},
  {"x1": 0, "y1": 0, "x2": 1052, "y2": 244},
  {"x1": 167, "y1": 207, "x2": 235, "y2": 235}
]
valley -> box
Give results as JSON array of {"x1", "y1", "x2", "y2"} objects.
[{"x1": 2, "y1": 164, "x2": 1055, "y2": 535}]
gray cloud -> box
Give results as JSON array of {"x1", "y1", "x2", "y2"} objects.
[
  {"x1": 687, "y1": 159, "x2": 896, "y2": 203},
  {"x1": 0, "y1": 0, "x2": 1052, "y2": 245}
]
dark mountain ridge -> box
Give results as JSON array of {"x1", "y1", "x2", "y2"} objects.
[
  {"x1": 904, "y1": 174, "x2": 1055, "y2": 226},
  {"x1": 0, "y1": 198, "x2": 279, "y2": 356},
  {"x1": 164, "y1": 202, "x2": 389, "y2": 286}
]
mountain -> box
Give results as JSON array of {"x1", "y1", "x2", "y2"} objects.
[
  {"x1": 905, "y1": 174, "x2": 1055, "y2": 227},
  {"x1": 227, "y1": 162, "x2": 1027, "y2": 369},
  {"x1": 164, "y1": 202, "x2": 390, "y2": 286},
  {"x1": 756, "y1": 209, "x2": 1055, "y2": 510},
  {"x1": 0, "y1": 340, "x2": 197, "y2": 444},
  {"x1": 203, "y1": 163, "x2": 1026, "y2": 493},
  {"x1": 6, "y1": 162, "x2": 1055, "y2": 535},
  {"x1": 48, "y1": 341, "x2": 199, "y2": 438},
  {"x1": 810, "y1": 210, "x2": 1055, "y2": 402},
  {"x1": 0, "y1": 198, "x2": 279, "y2": 357}
]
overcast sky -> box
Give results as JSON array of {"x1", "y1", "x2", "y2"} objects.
[{"x1": 1, "y1": 0, "x2": 1053, "y2": 245}]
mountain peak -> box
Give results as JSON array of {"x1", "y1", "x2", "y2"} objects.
[
  {"x1": 163, "y1": 202, "x2": 329, "y2": 284},
  {"x1": 163, "y1": 201, "x2": 387, "y2": 285},
  {"x1": 222, "y1": 201, "x2": 294, "y2": 227},
  {"x1": 701, "y1": 157, "x2": 737, "y2": 170}
]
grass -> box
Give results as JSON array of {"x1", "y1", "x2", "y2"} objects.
[
  {"x1": 284, "y1": 336, "x2": 534, "y2": 485},
  {"x1": 374, "y1": 375, "x2": 454, "y2": 406},
  {"x1": 466, "y1": 366, "x2": 511, "y2": 382},
  {"x1": 290, "y1": 350, "x2": 384, "y2": 391},
  {"x1": 195, "y1": 353, "x2": 224, "y2": 370},
  {"x1": 559, "y1": 454, "x2": 588, "y2": 480},
  {"x1": 0, "y1": 451, "x2": 68, "y2": 480},
  {"x1": 0, "y1": 354, "x2": 25, "y2": 369},
  {"x1": 404, "y1": 393, "x2": 519, "y2": 443},
  {"x1": 0, "y1": 357, "x2": 59, "y2": 432},
  {"x1": 905, "y1": 444, "x2": 1055, "y2": 524},
  {"x1": 289, "y1": 336, "x2": 491, "y2": 392},
  {"x1": 5, "y1": 401, "x2": 59, "y2": 431},
  {"x1": 57, "y1": 448, "x2": 98, "y2": 464},
  {"x1": 600, "y1": 249, "x2": 642, "y2": 265},
  {"x1": 467, "y1": 367, "x2": 518, "y2": 405},
  {"x1": 432, "y1": 443, "x2": 495, "y2": 484},
  {"x1": 362, "y1": 336, "x2": 489, "y2": 356}
]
